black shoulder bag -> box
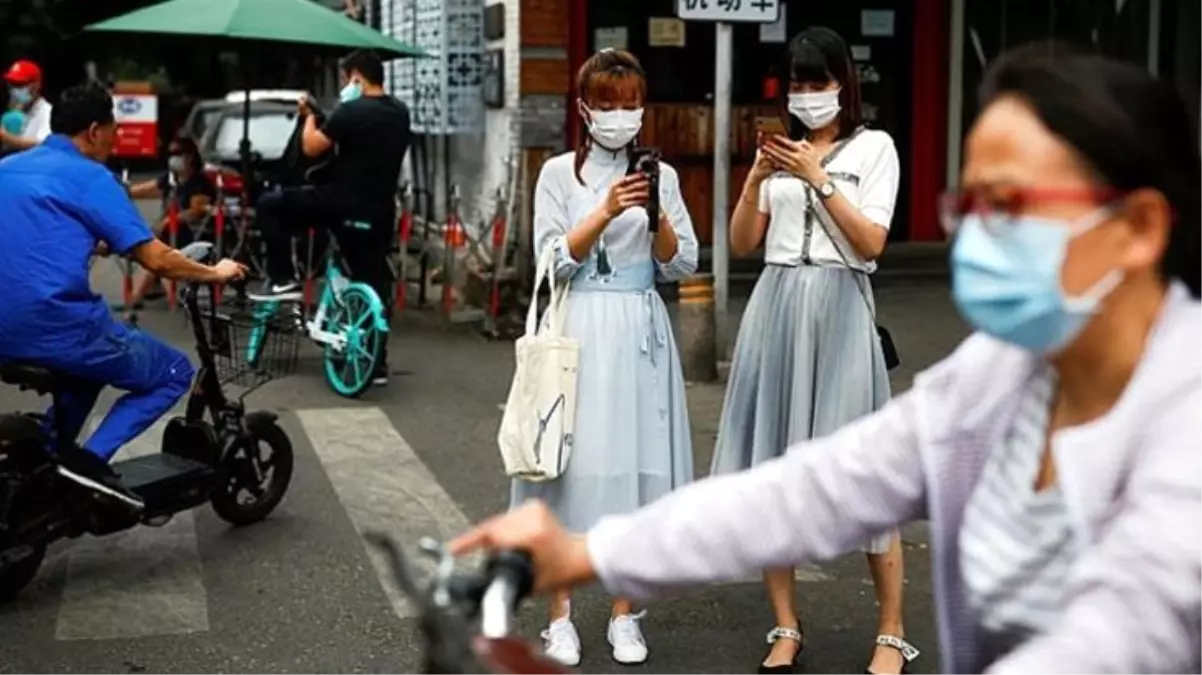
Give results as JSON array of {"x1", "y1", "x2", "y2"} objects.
[{"x1": 801, "y1": 128, "x2": 901, "y2": 371}]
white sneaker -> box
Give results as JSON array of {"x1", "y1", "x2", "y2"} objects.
[
  {"x1": 541, "y1": 616, "x2": 582, "y2": 667},
  {"x1": 608, "y1": 611, "x2": 649, "y2": 664}
]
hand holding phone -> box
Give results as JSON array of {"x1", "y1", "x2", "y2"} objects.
[
  {"x1": 755, "y1": 116, "x2": 788, "y2": 145},
  {"x1": 625, "y1": 147, "x2": 662, "y2": 232}
]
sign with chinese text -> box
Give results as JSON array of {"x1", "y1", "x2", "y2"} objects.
[
  {"x1": 595, "y1": 26, "x2": 628, "y2": 51},
  {"x1": 649, "y1": 17, "x2": 686, "y2": 47},
  {"x1": 112, "y1": 94, "x2": 157, "y2": 158},
  {"x1": 676, "y1": 0, "x2": 780, "y2": 23}
]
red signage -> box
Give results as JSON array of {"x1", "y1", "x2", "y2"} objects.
[{"x1": 112, "y1": 94, "x2": 158, "y2": 158}]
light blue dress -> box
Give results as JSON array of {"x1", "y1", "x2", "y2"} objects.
[{"x1": 510, "y1": 147, "x2": 699, "y2": 534}]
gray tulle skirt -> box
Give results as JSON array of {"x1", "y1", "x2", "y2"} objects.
[{"x1": 710, "y1": 263, "x2": 895, "y2": 554}]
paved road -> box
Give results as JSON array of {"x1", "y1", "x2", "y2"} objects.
[{"x1": 0, "y1": 207, "x2": 972, "y2": 673}]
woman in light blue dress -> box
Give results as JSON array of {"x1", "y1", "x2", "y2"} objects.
[{"x1": 510, "y1": 49, "x2": 698, "y2": 667}]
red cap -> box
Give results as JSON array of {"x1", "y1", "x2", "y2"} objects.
[{"x1": 4, "y1": 60, "x2": 42, "y2": 86}]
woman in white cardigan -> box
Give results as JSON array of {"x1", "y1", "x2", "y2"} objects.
[{"x1": 454, "y1": 45, "x2": 1202, "y2": 674}]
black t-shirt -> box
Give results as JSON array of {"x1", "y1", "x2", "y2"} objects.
[
  {"x1": 321, "y1": 95, "x2": 411, "y2": 213},
  {"x1": 156, "y1": 171, "x2": 216, "y2": 215}
]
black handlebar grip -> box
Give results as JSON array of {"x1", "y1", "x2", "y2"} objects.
[
  {"x1": 446, "y1": 574, "x2": 489, "y2": 606},
  {"x1": 488, "y1": 549, "x2": 535, "y2": 603}
]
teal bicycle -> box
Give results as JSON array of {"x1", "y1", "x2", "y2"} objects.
[{"x1": 246, "y1": 227, "x2": 389, "y2": 398}]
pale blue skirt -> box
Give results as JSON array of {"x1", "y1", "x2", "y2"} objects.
[{"x1": 510, "y1": 263, "x2": 694, "y2": 534}]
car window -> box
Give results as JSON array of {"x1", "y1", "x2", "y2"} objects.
[
  {"x1": 196, "y1": 108, "x2": 223, "y2": 139},
  {"x1": 211, "y1": 112, "x2": 297, "y2": 160}
]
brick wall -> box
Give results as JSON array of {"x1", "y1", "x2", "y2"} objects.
[
  {"x1": 519, "y1": 95, "x2": 566, "y2": 148},
  {"x1": 469, "y1": 0, "x2": 575, "y2": 230},
  {"x1": 517, "y1": 0, "x2": 571, "y2": 152},
  {"x1": 471, "y1": 0, "x2": 523, "y2": 228},
  {"x1": 436, "y1": 0, "x2": 577, "y2": 248},
  {"x1": 519, "y1": 0, "x2": 569, "y2": 49}
]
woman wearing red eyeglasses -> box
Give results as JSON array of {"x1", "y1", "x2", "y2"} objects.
[{"x1": 452, "y1": 43, "x2": 1202, "y2": 674}]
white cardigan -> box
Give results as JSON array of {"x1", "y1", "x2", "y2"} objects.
[{"x1": 588, "y1": 282, "x2": 1201, "y2": 673}]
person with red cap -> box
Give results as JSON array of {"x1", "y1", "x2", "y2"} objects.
[{"x1": 1, "y1": 59, "x2": 52, "y2": 150}]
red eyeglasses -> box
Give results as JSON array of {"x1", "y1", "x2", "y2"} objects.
[{"x1": 939, "y1": 186, "x2": 1122, "y2": 235}]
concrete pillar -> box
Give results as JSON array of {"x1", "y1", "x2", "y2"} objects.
[{"x1": 677, "y1": 274, "x2": 718, "y2": 383}]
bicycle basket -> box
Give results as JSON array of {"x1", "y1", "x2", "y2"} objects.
[{"x1": 201, "y1": 307, "x2": 302, "y2": 389}]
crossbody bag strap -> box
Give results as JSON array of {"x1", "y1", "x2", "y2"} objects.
[
  {"x1": 801, "y1": 127, "x2": 864, "y2": 265},
  {"x1": 801, "y1": 127, "x2": 877, "y2": 320}
]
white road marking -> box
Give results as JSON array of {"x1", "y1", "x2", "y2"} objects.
[
  {"x1": 55, "y1": 419, "x2": 209, "y2": 640},
  {"x1": 298, "y1": 407, "x2": 473, "y2": 619}
]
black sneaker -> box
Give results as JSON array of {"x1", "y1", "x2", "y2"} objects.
[
  {"x1": 247, "y1": 280, "x2": 303, "y2": 302},
  {"x1": 372, "y1": 368, "x2": 389, "y2": 387},
  {"x1": 55, "y1": 448, "x2": 144, "y2": 511}
]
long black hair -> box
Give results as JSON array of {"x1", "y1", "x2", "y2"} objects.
[
  {"x1": 980, "y1": 42, "x2": 1201, "y2": 298},
  {"x1": 782, "y1": 26, "x2": 862, "y2": 140}
]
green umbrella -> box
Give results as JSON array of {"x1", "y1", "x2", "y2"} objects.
[
  {"x1": 84, "y1": 0, "x2": 428, "y2": 201},
  {"x1": 85, "y1": 0, "x2": 428, "y2": 58}
]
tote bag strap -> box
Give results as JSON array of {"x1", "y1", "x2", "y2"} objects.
[{"x1": 525, "y1": 243, "x2": 572, "y2": 337}]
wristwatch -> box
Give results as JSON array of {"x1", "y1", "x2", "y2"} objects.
[{"x1": 816, "y1": 179, "x2": 837, "y2": 200}]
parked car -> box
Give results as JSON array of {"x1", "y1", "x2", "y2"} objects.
[
  {"x1": 198, "y1": 93, "x2": 338, "y2": 173},
  {"x1": 224, "y1": 89, "x2": 308, "y2": 105},
  {"x1": 197, "y1": 100, "x2": 297, "y2": 192},
  {"x1": 179, "y1": 98, "x2": 227, "y2": 142}
]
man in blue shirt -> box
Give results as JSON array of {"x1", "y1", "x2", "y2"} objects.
[{"x1": 0, "y1": 83, "x2": 246, "y2": 510}]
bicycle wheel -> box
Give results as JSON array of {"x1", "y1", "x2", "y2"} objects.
[{"x1": 322, "y1": 285, "x2": 384, "y2": 398}]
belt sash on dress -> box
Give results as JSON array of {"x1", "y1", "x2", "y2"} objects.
[{"x1": 570, "y1": 261, "x2": 668, "y2": 367}]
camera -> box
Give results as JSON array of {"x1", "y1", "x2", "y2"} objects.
[{"x1": 625, "y1": 146, "x2": 662, "y2": 232}]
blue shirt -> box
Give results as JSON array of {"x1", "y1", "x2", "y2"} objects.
[{"x1": 0, "y1": 135, "x2": 153, "y2": 355}]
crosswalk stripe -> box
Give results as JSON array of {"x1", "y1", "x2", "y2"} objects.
[
  {"x1": 297, "y1": 407, "x2": 473, "y2": 620},
  {"x1": 55, "y1": 418, "x2": 209, "y2": 641}
]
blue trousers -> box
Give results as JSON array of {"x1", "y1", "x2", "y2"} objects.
[{"x1": 35, "y1": 320, "x2": 194, "y2": 461}]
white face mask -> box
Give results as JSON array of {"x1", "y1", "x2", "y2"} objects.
[
  {"x1": 167, "y1": 156, "x2": 186, "y2": 174},
  {"x1": 583, "y1": 105, "x2": 643, "y2": 150},
  {"x1": 787, "y1": 89, "x2": 841, "y2": 130}
]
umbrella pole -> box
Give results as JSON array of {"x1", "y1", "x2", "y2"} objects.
[
  {"x1": 240, "y1": 53, "x2": 252, "y2": 195},
  {"x1": 238, "y1": 54, "x2": 253, "y2": 300}
]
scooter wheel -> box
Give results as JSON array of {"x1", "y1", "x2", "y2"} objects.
[
  {"x1": 0, "y1": 543, "x2": 45, "y2": 601},
  {"x1": 210, "y1": 422, "x2": 294, "y2": 526}
]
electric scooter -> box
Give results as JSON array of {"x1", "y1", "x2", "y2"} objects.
[{"x1": 0, "y1": 243, "x2": 297, "y2": 599}]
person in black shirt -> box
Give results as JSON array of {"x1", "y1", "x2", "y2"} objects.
[
  {"x1": 114, "y1": 136, "x2": 215, "y2": 320},
  {"x1": 250, "y1": 50, "x2": 411, "y2": 384}
]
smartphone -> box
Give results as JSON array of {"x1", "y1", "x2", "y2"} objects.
[
  {"x1": 625, "y1": 146, "x2": 660, "y2": 176},
  {"x1": 755, "y1": 116, "x2": 788, "y2": 143},
  {"x1": 624, "y1": 147, "x2": 662, "y2": 233}
]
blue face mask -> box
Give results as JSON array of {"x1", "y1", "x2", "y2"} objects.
[
  {"x1": 950, "y1": 209, "x2": 1123, "y2": 354},
  {"x1": 339, "y1": 81, "x2": 362, "y2": 103},
  {"x1": 10, "y1": 86, "x2": 31, "y2": 106}
]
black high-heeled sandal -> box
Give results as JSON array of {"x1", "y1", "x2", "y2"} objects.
[
  {"x1": 757, "y1": 625, "x2": 805, "y2": 674},
  {"x1": 865, "y1": 634, "x2": 920, "y2": 674}
]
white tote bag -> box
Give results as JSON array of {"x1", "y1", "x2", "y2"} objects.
[{"x1": 497, "y1": 245, "x2": 580, "y2": 482}]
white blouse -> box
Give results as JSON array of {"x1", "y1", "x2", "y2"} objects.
[
  {"x1": 758, "y1": 128, "x2": 900, "y2": 273},
  {"x1": 533, "y1": 147, "x2": 699, "y2": 283}
]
